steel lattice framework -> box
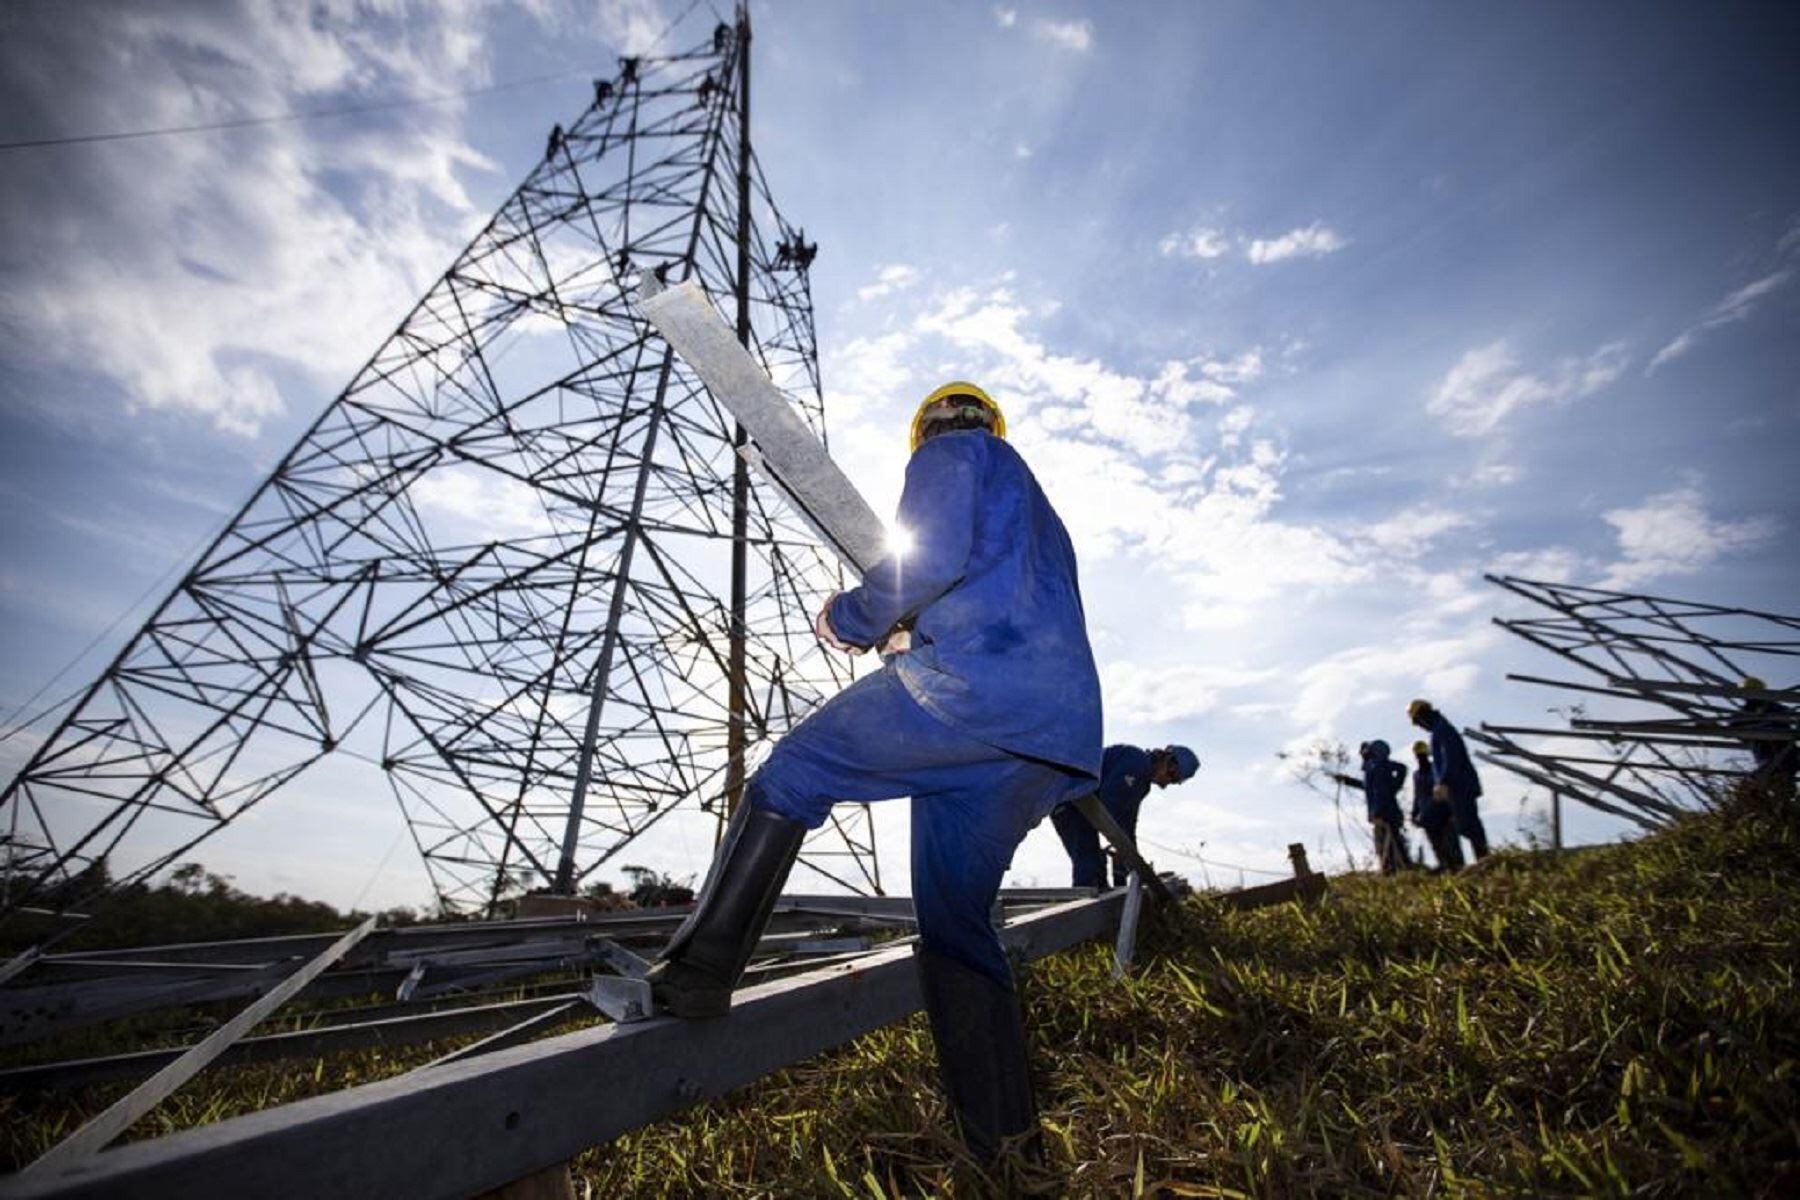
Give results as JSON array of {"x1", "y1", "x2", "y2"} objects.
[
  {"x1": 0, "y1": 20, "x2": 884, "y2": 915},
  {"x1": 1472, "y1": 575, "x2": 1800, "y2": 827}
]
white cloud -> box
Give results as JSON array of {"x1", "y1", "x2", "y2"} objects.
[
  {"x1": 1159, "y1": 226, "x2": 1230, "y2": 260},
  {"x1": 1463, "y1": 462, "x2": 1522, "y2": 488},
  {"x1": 1426, "y1": 339, "x2": 1629, "y2": 437},
  {"x1": 1359, "y1": 508, "x2": 1475, "y2": 558},
  {"x1": 1293, "y1": 631, "x2": 1495, "y2": 729},
  {"x1": 1600, "y1": 482, "x2": 1780, "y2": 587},
  {"x1": 1102, "y1": 661, "x2": 1278, "y2": 725},
  {"x1": 412, "y1": 464, "x2": 557, "y2": 541},
  {"x1": 855, "y1": 263, "x2": 922, "y2": 303},
  {"x1": 1033, "y1": 18, "x2": 1094, "y2": 52},
  {"x1": 1648, "y1": 268, "x2": 1795, "y2": 373},
  {"x1": 1246, "y1": 221, "x2": 1348, "y2": 264},
  {"x1": 993, "y1": 7, "x2": 1018, "y2": 28},
  {"x1": 0, "y1": 3, "x2": 499, "y2": 437}
]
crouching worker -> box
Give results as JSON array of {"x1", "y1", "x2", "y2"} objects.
[
  {"x1": 646, "y1": 382, "x2": 1103, "y2": 1167},
  {"x1": 1051, "y1": 744, "x2": 1199, "y2": 888}
]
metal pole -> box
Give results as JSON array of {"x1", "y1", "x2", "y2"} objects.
[
  {"x1": 724, "y1": 4, "x2": 753, "y2": 822},
  {"x1": 555, "y1": 356, "x2": 677, "y2": 893},
  {"x1": 1552, "y1": 790, "x2": 1563, "y2": 851}
]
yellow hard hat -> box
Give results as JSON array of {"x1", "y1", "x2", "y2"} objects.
[
  {"x1": 1740, "y1": 676, "x2": 1768, "y2": 693},
  {"x1": 1407, "y1": 699, "x2": 1432, "y2": 721},
  {"x1": 909, "y1": 381, "x2": 1006, "y2": 452},
  {"x1": 1412, "y1": 741, "x2": 1429, "y2": 757}
]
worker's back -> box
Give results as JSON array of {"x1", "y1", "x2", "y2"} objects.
[{"x1": 892, "y1": 430, "x2": 1102, "y2": 785}]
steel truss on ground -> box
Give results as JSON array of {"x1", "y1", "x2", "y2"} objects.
[
  {"x1": 1474, "y1": 575, "x2": 1799, "y2": 826},
  {"x1": 0, "y1": 15, "x2": 879, "y2": 916},
  {"x1": 0, "y1": 879, "x2": 1244, "y2": 1192}
]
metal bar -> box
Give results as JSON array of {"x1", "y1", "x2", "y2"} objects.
[
  {"x1": 1569, "y1": 717, "x2": 1796, "y2": 742},
  {"x1": 1111, "y1": 871, "x2": 1143, "y2": 978},
  {"x1": 636, "y1": 277, "x2": 887, "y2": 573},
  {"x1": 418, "y1": 1000, "x2": 586, "y2": 1071},
  {"x1": 555, "y1": 353, "x2": 677, "y2": 893},
  {"x1": 0, "y1": 994, "x2": 584, "y2": 1093},
  {"x1": 0, "y1": 894, "x2": 1127, "y2": 1200},
  {"x1": 1608, "y1": 678, "x2": 1799, "y2": 702},
  {"x1": 23, "y1": 916, "x2": 377, "y2": 1175},
  {"x1": 1478, "y1": 724, "x2": 1746, "y2": 750},
  {"x1": 724, "y1": 6, "x2": 752, "y2": 819},
  {"x1": 0, "y1": 946, "x2": 45, "y2": 989},
  {"x1": 1070, "y1": 794, "x2": 1174, "y2": 903},
  {"x1": 1468, "y1": 730, "x2": 1673, "y2": 824}
]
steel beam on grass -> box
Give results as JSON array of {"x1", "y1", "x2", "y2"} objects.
[
  {"x1": 0, "y1": 892, "x2": 1130, "y2": 1200},
  {"x1": 0, "y1": 992, "x2": 587, "y2": 1092},
  {"x1": 23, "y1": 917, "x2": 377, "y2": 1176}
]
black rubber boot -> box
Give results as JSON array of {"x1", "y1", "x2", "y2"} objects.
[
  {"x1": 915, "y1": 945, "x2": 1042, "y2": 1168},
  {"x1": 647, "y1": 802, "x2": 804, "y2": 1018}
]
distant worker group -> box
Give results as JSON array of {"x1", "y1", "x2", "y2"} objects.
[{"x1": 1335, "y1": 698, "x2": 1488, "y2": 875}]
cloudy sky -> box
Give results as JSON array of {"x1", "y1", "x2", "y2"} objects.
[{"x1": 1, "y1": 1, "x2": 1796, "y2": 909}]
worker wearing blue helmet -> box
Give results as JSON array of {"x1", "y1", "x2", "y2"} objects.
[
  {"x1": 1051, "y1": 744, "x2": 1200, "y2": 888},
  {"x1": 647, "y1": 382, "x2": 1102, "y2": 1165}
]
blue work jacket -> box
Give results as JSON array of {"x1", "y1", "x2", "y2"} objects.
[
  {"x1": 827, "y1": 430, "x2": 1103, "y2": 782},
  {"x1": 1410, "y1": 761, "x2": 1449, "y2": 829},
  {"x1": 1361, "y1": 754, "x2": 1407, "y2": 824},
  {"x1": 1096, "y1": 744, "x2": 1155, "y2": 833},
  {"x1": 1428, "y1": 712, "x2": 1483, "y2": 803}
]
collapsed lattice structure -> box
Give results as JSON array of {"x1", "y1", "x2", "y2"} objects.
[
  {"x1": 0, "y1": 21, "x2": 883, "y2": 915},
  {"x1": 1472, "y1": 575, "x2": 1800, "y2": 827}
]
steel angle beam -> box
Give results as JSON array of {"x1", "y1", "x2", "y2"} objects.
[
  {"x1": 0, "y1": 892, "x2": 1131, "y2": 1200},
  {"x1": 0, "y1": 994, "x2": 587, "y2": 1093},
  {"x1": 1070, "y1": 795, "x2": 1174, "y2": 903},
  {"x1": 23, "y1": 917, "x2": 377, "y2": 1177},
  {"x1": 636, "y1": 276, "x2": 888, "y2": 574}
]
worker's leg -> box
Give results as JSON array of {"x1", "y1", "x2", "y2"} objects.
[
  {"x1": 911, "y1": 756, "x2": 1067, "y2": 1165},
  {"x1": 1049, "y1": 803, "x2": 1105, "y2": 888},
  {"x1": 651, "y1": 667, "x2": 1012, "y2": 1017},
  {"x1": 1453, "y1": 793, "x2": 1489, "y2": 860},
  {"x1": 1430, "y1": 822, "x2": 1464, "y2": 871}
]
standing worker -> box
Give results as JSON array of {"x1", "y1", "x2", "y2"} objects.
[
  {"x1": 647, "y1": 382, "x2": 1102, "y2": 1167},
  {"x1": 1409, "y1": 740, "x2": 1464, "y2": 872},
  {"x1": 1408, "y1": 699, "x2": 1489, "y2": 861},
  {"x1": 1735, "y1": 676, "x2": 1797, "y2": 801},
  {"x1": 1050, "y1": 744, "x2": 1199, "y2": 888},
  {"x1": 1333, "y1": 740, "x2": 1411, "y2": 873}
]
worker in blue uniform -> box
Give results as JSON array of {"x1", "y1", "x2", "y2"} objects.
[
  {"x1": 647, "y1": 381, "x2": 1102, "y2": 1165},
  {"x1": 1409, "y1": 699, "x2": 1489, "y2": 860},
  {"x1": 1735, "y1": 676, "x2": 1797, "y2": 801},
  {"x1": 1335, "y1": 740, "x2": 1410, "y2": 873},
  {"x1": 1051, "y1": 744, "x2": 1199, "y2": 887},
  {"x1": 1409, "y1": 740, "x2": 1463, "y2": 871}
]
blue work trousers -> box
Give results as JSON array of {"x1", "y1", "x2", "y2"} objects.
[
  {"x1": 1048, "y1": 795, "x2": 1138, "y2": 889},
  {"x1": 749, "y1": 667, "x2": 1079, "y2": 988}
]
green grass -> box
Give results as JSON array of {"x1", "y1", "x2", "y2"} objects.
[
  {"x1": 5, "y1": 796, "x2": 1798, "y2": 1195},
  {"x1": 578, "y1": 795, "x2": 1800, "y2": 1196}
]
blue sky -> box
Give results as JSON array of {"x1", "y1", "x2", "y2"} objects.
[{"x1": 1, "y1": 1, "x2": 1796, "y2": 909}]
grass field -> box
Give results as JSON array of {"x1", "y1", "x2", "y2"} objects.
[{"x1": 5, "y1": 793, "x2": 1797, "y2": 1196}]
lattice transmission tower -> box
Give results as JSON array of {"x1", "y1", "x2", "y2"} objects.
[
  {"x1": 1472, "y1": 575, "x2": 1799, "y2": 828},
  {"x1": 0, "y1": 14, "x2": 884, "y2": 915}
]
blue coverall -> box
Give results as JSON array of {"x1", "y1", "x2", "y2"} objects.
[
  {"x1": 1361, "y1": 744, "x2": 1410, "y2": 874},
  {"x1": 748, "y1": 430, "x2": 1103, "y2": 987},
  {"x1": 1051, "y1": 744, "x2": 1154, "y2": 888},
  {"x1": 1427, "y1": 711, "x2": 1488, "y2": 855},
  {"x1": 1411, "y1": 759, "x2": 1463, "y2": 871}
]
